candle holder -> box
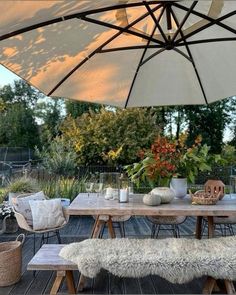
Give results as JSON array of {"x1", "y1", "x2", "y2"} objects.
[
  {"x1": 119, "y1": 174, "x2": 129, "y2": 203},
  {"x1": 100, "y1": 172, "x2": 120, "y2": 200}
]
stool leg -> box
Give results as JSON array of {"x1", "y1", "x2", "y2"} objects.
[
  {"x1": 99, "y1": 222, "x2": 106, "y2": 238},
  {"x1": 155, "y1": 225, "x2": 161, "y2": 238},
  {"x1": 56, "y1": 230, "x2": 61, "y2": 244},
  {"x1": 151, "y1": 224, "x2": 156, "y2": 238},
  {"x1": 202, "y1": 277, "x2": 216, "y2": 294},
  {"x1": 65, "y1": 271, "x2": 76, "y2": 294},
  {"x1": 33, "y1": 233, "x2": 36, "y2": 254},
  {"x1": 121, "y1": 221, "x2": 126, "y2": 238},
  {"x1": 50, "y1": 271, "x2": 65, "y2": 295},
  {"x1": 224, "y1": 280, "x2": 235, "y2": 294}
]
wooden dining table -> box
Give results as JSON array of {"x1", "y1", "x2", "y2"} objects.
[{"x1": 67, "y1": 193, "x2": 236, "y2": 239}]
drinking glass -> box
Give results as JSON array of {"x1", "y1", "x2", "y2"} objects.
[
  {"x1": 85, "y1": 182, "x2": 94, "y2": 198},
  {"x1": 93, "y1": 183, "x2": 103, "y2": 198}
]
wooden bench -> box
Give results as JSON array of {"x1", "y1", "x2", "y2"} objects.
[
  {"x1": 28, "y1": 242, "x2": 236, "y2": 295},
  {"x1": 27, "y1": 244, "x2": 77, "y2": 294}
]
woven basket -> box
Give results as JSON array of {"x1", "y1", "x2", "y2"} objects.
[
  {"x1": 190, "y1": 190, "x2": 221, "y2": 205},
  {"x1": 0, "y1": 234, "x2": 25, "y2": 287}
]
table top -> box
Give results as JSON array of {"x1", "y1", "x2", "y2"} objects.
[{"x1": 67, "y1": 193, "x2": 236, "y2": 217}]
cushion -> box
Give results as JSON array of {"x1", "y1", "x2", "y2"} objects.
[
  {"x1": 29, "y1": 198, "x2": 66, "y2": 231},
  {"x1": 12, "y1": 191, "x2": 46, "y2": 226}
]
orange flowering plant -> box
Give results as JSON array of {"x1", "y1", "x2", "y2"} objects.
[{"x1": 125, "y1": 134, "x2": 220, "y2": 187}]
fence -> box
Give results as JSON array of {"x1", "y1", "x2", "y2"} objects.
[{"x1": 77, "y1": 165, "x2": 236, "y2": 185}]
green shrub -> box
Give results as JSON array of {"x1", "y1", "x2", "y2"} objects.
[
  {"x1": 36, "y1": 137, "x2": 77, "y2": 177},
  {"x1": 39, "y1": 176, "x2": 87, "y2": 201},
  {"x1": 7, "y1": 177, "x2": 40, "y2": 193}
]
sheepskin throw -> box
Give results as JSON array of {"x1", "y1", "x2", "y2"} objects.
[{"x1": 59, "y1": 237, "x2": 236, "y2": 284}]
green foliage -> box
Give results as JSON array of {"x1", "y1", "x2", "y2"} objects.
[
  {"x1": 0, "y1": 80, "x2": 41, "y2": 107},
  {"x1": 0, "y1": 188, "x2": 7, "y2": 203},
  {"x1": 35, "y1": 98, "x2": 63, "y2": 146},
  {"x1": 39, "y1": 176, "x2": 87, "y2": 201},
  {"x1": 125, "y1": 135, "x2": 221, "y2": 186},
  {"x1": 0, "y1": 103, "x2": 39, "y2": 148},
  {"x1": 0, "y1": 80, "x2": 40, "y2": 148},
  {"x1": 7, "y1": 177, "x2": 40, "y2": 193},
  {"x1": 36, "y1": 137, "x2": 78, "y2": 177},
  {"x1": 184, "y1": 100, "x2": 232, "y2": 153},
  {"x1": 65, "y1": 100, "x2": 102, "y2": 118},
  {"x1": 220, "y1": 144, "x2": 236, "y2": 165},
  {"x1": 60, "y1": 108, "x2": 159, "y2": 165}
]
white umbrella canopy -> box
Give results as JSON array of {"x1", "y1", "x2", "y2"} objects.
[{"x1": 0, "y1": 0, "x2": 235, "y2": 108}]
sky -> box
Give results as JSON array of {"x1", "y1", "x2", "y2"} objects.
[{"x1": 0, "y1": 65, "x2": 19, "y2": 87}]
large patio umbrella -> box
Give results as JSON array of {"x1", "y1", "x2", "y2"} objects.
[{"x1": 0, "y1": 1, "x2": 235, "y2": 107}]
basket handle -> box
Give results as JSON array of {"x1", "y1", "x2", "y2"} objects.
[{"x1": 16, "y1": 233, "x2": 25, "y2": 245}]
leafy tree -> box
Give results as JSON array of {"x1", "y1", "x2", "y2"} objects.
[
  {"x1": 221, "y1": 144, "x2": 236, "y2": 165},
  {"x1": 0, "y1": 103, "x2": 39, "y2": 148},
  {"x1": 184, "y1": 100, "x2": 231, "y2": 153},
  {"x1": 35, "y1": 98, "x2": 63, "y2": 145},
  {"x1": 0, "y1": 80, "x2": 41, "y2": 148},
  {"x1": 65, "y1": 100, "x2": 102, "y2": 118},
  {"x1": 60, "y1": 108, "x2": 159, "y2": 165},
  {"x1": 0, "y1": 80, "x2": 42, "y2": 107}
]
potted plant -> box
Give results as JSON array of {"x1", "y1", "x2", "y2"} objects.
[
  {"x1": 125, "y1": 136, "x2": 179, "y2": 188},
  {"x1": 0, "y1": 203, "x2": 18, "y2": 234},
  {"x1": 125, "y1": 135, "x2": 220, "y2": 198}
]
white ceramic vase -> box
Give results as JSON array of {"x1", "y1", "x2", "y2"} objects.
[{"x1": 170, "y1": 178, "x2": 188, "y2": 199}]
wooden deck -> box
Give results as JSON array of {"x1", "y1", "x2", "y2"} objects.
[{"x1": 0, "y1": 216, "x2": 234, "y2": 295}]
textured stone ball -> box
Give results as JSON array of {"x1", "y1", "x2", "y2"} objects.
[
  {"x1": 143, "y1": 194, "x2": 161, "y2": 206},
  {"x1": 150, "y1": 187, "x2": 175, "y2": 204}
]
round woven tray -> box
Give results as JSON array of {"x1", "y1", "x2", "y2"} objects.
[{"x1": 190, "y1": 190, "x2": 220, "y2": 205}]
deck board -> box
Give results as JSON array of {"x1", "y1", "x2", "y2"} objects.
[{"x1": 0, "y1": 216, "x2": 234, "y2": 294}]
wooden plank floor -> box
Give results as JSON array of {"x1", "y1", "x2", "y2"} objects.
[{"x1": 0, "y1": 216, "x2": 234, "y2": 295}]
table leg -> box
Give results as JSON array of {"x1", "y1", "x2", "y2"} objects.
[
  {"x1": 107, "y1": 216, "x2": 116, "y2": 238},
  {"x1": 92, "y1": 219, "x2": 104, "y2": 238},
  {"x1": 207, "y1": 216, "x2": 214, "y2": 238},
  {"x1": 90, "y1": 215, "x2": 99, "y2": 238},
  {"x1": 195, "y1": 216, "x2": 203, "y2": 239}
]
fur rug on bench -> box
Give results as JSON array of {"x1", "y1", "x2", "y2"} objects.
[{"x1": 59, "y1": 237, "x2": 236, "y2": 284}]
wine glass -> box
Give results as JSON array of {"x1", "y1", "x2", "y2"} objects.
[
  {"x1": 85, "y1": 182, "x2": 94, "y2": 198},
  {"x1": 93, "y1": 182, "x2": 103, "y2": 198}
]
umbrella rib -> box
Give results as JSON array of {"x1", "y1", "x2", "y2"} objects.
[
  {"x1": 171, "y1": 1, "x2": 198, "y2": 42},
  {"x1": 47, "y1": 3, "x2": 163, "y2": 97},
  {"x1": 172, "y1": 3, "x2": 236, "y2": 45},
  {"x1": 0, "y1": 1, "x2": 159, "y2": 42},
  {"x1": 140, "y1": 48, "x2": 166, "y2": 66},
  {"x1": 176, "y1": 37, "x2": 236, "y2": 47},
  {"x1": 80, "y1": 16, "x2": 164, "y2": 46},
  {"x1": 172, "y1": 48, "x2": 192, "y2": 62},
  {"x1": 170, "y1": 7, "x2": 208, "y2": 105},
  {"x1": 124, "y1": 5, "x2": 166, "y2": 108},
  {"x1": 143, "y1": 1, "x2": 168, "y2": 43},
  {"x1": 100, "y1": 44, "x2": 163, "y2": 53}
]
